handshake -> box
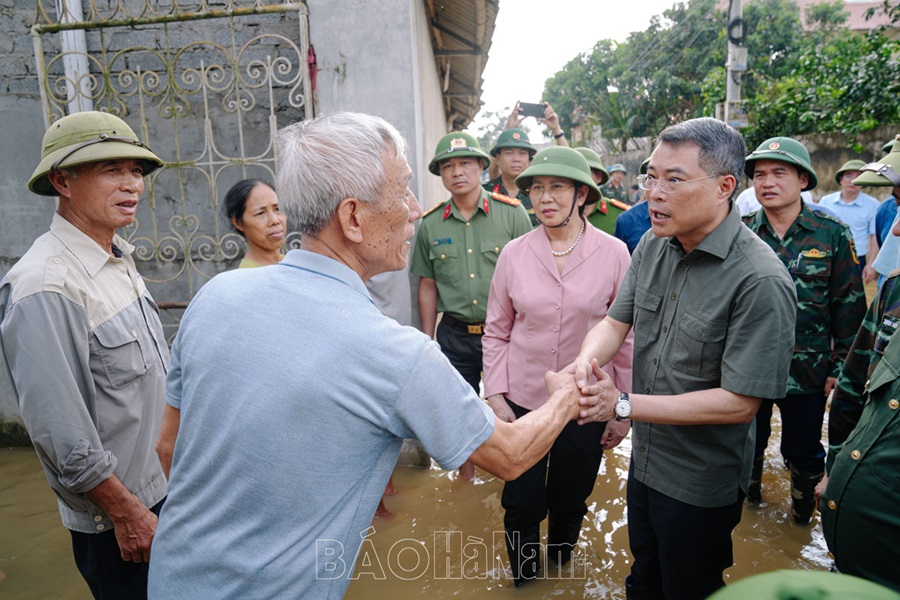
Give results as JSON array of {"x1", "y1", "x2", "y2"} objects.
[{"x1": 545, "y1": 358, "x2": 620, "y2": 425}]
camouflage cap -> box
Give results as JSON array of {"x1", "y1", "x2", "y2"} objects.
[
  {"x1": 29, "y1": 111, "x2": 164, "y2": 196},
  {"x1": 491, "y1": 128, "x2": 536, "y2": 157},
  {"x1": 428, "y1": 131, "x2": 491, "y2": 176},
  {"x1": 574, "y1": 147, "x2": 609, "y2": 185},
  {"x1": 853, "y1": 142, "x2": 900, "y2": 187},
  {"x1": 834, "y1": 159, "x2": 867, "y2": 185},
  {"x1": 516, "y1": 146, "x2": 601, "y2": 205},
  {"x1": 745, "y1": 137, "x2": 818, "y2": 191},
  {"x1": 608, "y1": 163, "x2": 627, "y2": 174}
]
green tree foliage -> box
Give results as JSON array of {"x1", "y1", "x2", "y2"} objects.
[{"x1": 541, "y1": 0, "x2": 899, "y2": 149}]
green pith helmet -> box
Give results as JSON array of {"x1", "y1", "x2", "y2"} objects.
[
  {"x1": 834, "y1": 159, "x2": 867, "y2": 185},
  {"x1": 428, "y1": 131, "x2": 491, "y2": 175},
  {"x1": 706, "y1": 569, "x2": 899, "y2": 600},
  {"x1": 882, "y1": 135, "x2": 898, "y2": 154},
  {"x1": 574, "y1": 147, "x2": 610, "y2": 185},
  {"x1": 744, "y1": 136, "x2": 818, "y2": 191},
  {"x1": 491, "y1": 128, "x2": 536, "y2": 158},
  {"x1": 515, "y1": 146, "x2": 601, "y2": 205},
  {"x1": 29, "y1": 111, "x2": 164, "y2": 196},
  {"x1": 853, "y1": 142, "x2": 900, "y2": 187},
  {"x1": 639, "y1": 157, "x2": 650, "y2": 175},
  {"x1": 608, "y1": 163, "x2": 626, "y2": 174}
]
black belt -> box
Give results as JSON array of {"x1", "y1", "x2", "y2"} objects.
[{"x1": 441, "y1": 313, "x2": 485, "y2": 335}]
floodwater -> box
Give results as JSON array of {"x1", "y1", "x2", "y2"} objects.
[{"x1": 0, "y1": 410, "x2": 830, "y2": 599}]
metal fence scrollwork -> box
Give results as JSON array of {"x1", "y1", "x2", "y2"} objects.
[{"x1": 32, "y1": 0, "x2": 313, "y2": 305}]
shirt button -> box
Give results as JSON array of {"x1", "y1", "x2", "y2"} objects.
[
  {"x1": 51, "y1": 257, "x2": 63, "y2": 264},
  {"x1": 494, "y1": 247, "x2": 500, "y2": 252},
  {"x1": 850, "y1": 449, "x2": 862, "y2": 460},
  {"x1": 671, "y1": 293, "x2": 677, "y2": 300},
  {"x1": 554, "y1": 304, "x2": 560, "y2": 310},
  {"x1": 472, "y1": 300, "x2": 478, "y2": 305},
  {"x1": 440, "y1": 254, "x2": 446, "y2": 260},
  {"x1": 828, "y1": 500, "x2": 837, "y2": 510},
  {"x1": 652, "y1": 358, "x2": 657, "y2": 365},
  {"x1": 550, "y1": 348, "x2": 557, "y2": 354},
  {"x1": 678, "y1": 261, "x2": 686, "y2": 268},
  {"x1": 890, "y1": 399, "x2": 899, "y2": 410},
  {"x1": 552, "y1": 326, "x2": 558, "y2": 332},
  {"x1": 94, "y1": 515, "x2": 103, "y2": 522},
  {"x1": 468, "y1": 248, "x2": 473, "y2": 254},
  {"x1": 466, "y1": 222, "x2": 471, "y2": 227},
  {"x1": 644, "y1": 387, "x2": 651, "y2": 393},
  {"x1": 469, "y1": 273, "x2": 475, "y2": 279},
  {"x1": 96, "y1": 524, "x2": 105, "y2": 531},
  {"x1": 639, "y1": 446, "x2": 646, "y2": 452},
  {"x1": 662, "y1": 325, "x2": 668, "y2": 333},
  {"x1": 132, "y1": 330, "x2": 138, "y2": 338}
]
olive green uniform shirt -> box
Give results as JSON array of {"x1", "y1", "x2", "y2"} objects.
[
  {"x1": 821, "y1": 315, "x2": 900, "y2": 591},
  {"x1": 600, "y1": 181, "x2": 631, "y2": 205},
  {"x1": 484, "y1": 177, "x2": 538, "y2": 228},
  {"x1": 743, "y1": 203, "x2": 866, "y2": 395},
  {"x1": 586, "y1": 197, "x2": 630, "y2": 236},
  {"x1": 411, "y1": 188, "x2": 532, "y2": 323},
  {"x1": 607, "y1": 206, "x2": 797, "y2": 507}
]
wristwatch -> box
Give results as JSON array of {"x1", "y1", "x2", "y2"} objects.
[{"x1": 614, "y1": 392, "x2": 632, "y2": 421}]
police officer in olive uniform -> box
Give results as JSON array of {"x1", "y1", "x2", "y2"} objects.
[
  {"x1": 576, "y1": 147, "x2": 630, "y2": 235},
  {"x1": 600, "y1": 163, "x2": 631, "y2": 205},
  {"x1": 483, "y1": 128, "x2": 540, "y2": 227},
  {"x1": 412, "y1": 132, "x2": 532, "y2": 478},
  {"x1": 822, "y1": 142, "x2": 900, "y2": 592},
  {"x1": 742, "y1": 137, "x2": 867, "y2": 524}
]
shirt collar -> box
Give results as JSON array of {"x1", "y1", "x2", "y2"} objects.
[
  {"x1": 748, "y1": 199, "x2": 817, "y2": 235},
  {"x1": 49, "y1": 213, "x2": 134, "y2": 279},
  {"x1": 445, "y1": 188, "x2": 491, "y2": 220},
  {"x1": 278, "y1": 249, "x2": 374, "y2": 304},
  {"x1": 670, "y1": 202, "x2": 741, "y2": 260}
]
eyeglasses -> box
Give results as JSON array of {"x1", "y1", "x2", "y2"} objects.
[
  {"x1": 636, "y1": 173, "x2": 723, "y2": 193},
  {"x1": 529, "y1": 183, "x2": 574, "y2": 199}
]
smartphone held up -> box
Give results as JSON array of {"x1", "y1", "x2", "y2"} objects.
[{"x1": 517, "y1": 102, "x2": 546, "y2": 119}]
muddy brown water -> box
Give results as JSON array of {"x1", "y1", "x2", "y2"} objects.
[{"x1": 0, "y1": 411, "x2": 830, "y2": 599}]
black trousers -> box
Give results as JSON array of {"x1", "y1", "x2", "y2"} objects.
[
  {"x1": 70, "y1": 499, "x2": 164, "y2": 600},
  {"x1": 501, "y1": 399, "x2": 607, "y2": 532},
  {"x1": 753, "y1": 393, "x2": 827, "y2": 473},
  {"x1": 436, "y1": 318, "x2": 483, "y2": 392},
  {"x1": 626, "y1": 473, "x2": 743, "y2": 600}
]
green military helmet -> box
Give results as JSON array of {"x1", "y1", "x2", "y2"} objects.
[
  {"x1": 428, "y1": 131, "x2": 491, "y2": 175},
  {"x1": 574, "y1": 147, "x2": 609, "y2": 185},
  {"x1": 639, "y1": 157, "x2": 650, "y2": 175},
  {"x1": 706, "y1": 569, "x2": 900, "y2": 600},
  {"x1": 29, "y1": 111, "x2": 164, "y2": 196},
  {"x1": 853, "y1": 141, "x2": 900, "y2": 187},
  {"x1": 491, "y1": 128, "x2": 536, "y2": 158},
  {"x1": 882, "y1": 135, "x2": 898, "y2": 154},
  {"x1": 608, "y1": 163, "x2": 627, "y2": 174},
  {"x1": 516, "y1": 146, "x2": 601, "y2": 205},
  {"x1": 745, "y1": 136, "x2": 818, "y2": 191},
  {"x1": 834, "y1": 159, "x2": 867, "y2": 185}
]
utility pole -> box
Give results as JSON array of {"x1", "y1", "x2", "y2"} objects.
[{"x1": 724, "y1": 0, "x2": 747, "y2": 128}]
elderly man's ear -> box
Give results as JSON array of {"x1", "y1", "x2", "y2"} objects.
[{"x1": 336, "y1": 197, "x2": 366, "y2": 243}]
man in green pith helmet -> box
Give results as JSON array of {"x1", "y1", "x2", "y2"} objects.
[
  {"x1": 483, "y1": 128, "x2": 540, "y2": 227},
  {"x1": 600, "y1": 162, "x2": 632, "y2": 205},
  {"x1": 820, "y1": 141, "x2": 900, "y2": 592},
  {"x1": 742, "y1": 136, "x2": 866, "y2": 525},
  {"x1": 411, "y1": 131, "x2": 531, "y2": 479},
  {"x1": 0, "y1": 111, "x2": 169, "y2": 598},
  {"x1": 576, "y1": 147, "x2": 630, "y2": 235}
]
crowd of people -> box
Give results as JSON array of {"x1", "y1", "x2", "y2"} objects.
[{"x1": 1, "y1": 105, "x2": 899, "y2": 600}]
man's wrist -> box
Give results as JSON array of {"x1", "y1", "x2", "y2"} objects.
[{"x1": 553, "y1": 131, "x2": 565, "y2": 139}]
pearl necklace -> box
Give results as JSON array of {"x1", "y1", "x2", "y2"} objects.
[{"x1": 551, "y1": 218, "x2": 585, "y2": 257}]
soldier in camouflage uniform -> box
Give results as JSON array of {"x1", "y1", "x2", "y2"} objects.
[
  {"x1": 820, "y1": 142, "x2": 900, "y2": 591},
  {"x1": 575, "y1": 147, "x2": 630, "y2": 235},
  {"x1": 742, "y1": 137, "x2": 867, "y2": 524}
]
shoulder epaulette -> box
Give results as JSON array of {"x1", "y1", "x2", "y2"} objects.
[
  {"x1": 491, "y1": 191, "x2": 522, "y2": 207},
  {"x1": 420, "y1": 200, "x2": 448, "y2": 220},
  {"x1": 608, "y1": 199, "x2": 631, "y2": 212}
]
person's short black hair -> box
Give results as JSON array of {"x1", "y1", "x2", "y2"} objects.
[{"x1": 223, "y1": 179, "x2": 274, "y2": 237}]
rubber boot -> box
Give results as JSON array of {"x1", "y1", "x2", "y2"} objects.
[
  {"x1": 747, "y1": 455, "x2": 764, "y2": 504},
  {"x1": 547, "y1": 517, "x2": 581, "y2": 566},
  {"x1": 505, "y1": 525, "x2": 541, "y2": 587},
  {"x1": 790, "y1": 464, "x2": 824, "y2": 525}
]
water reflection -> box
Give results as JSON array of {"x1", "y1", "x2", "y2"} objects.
[{"x1": 0, "y1": 410, "x2": 829, "y2": 599}]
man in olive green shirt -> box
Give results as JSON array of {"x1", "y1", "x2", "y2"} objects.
[
  {"x1": 572, "y1": 118, "x2": 796, "y2": 599},
  {"x1": 412, "y1": 132, "x2": 531, "y2": 477}
]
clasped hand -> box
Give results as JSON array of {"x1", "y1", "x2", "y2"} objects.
[{"x1": 543, "y1": 359, "x2": 618, "y2": 425}]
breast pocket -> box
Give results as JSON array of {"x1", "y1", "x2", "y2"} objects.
[
  {"x1": 633, "y1": 285, "x2": 662, "y2": 349},
  {"x1": 481, "y1": 240, "x2": 505, "y2": 268},
  {"x1": 790, "y1": 255, "x2": 832, "y2": 309},
  {"x1": 429, "y1": 244, "x2": 459, "y2": 283},
  {"x1": 672, "y1": 311, "x2": 727, "y2": 379},
  {"x1": 91, "y1": 321, "x2": 151, "y2": 389}
]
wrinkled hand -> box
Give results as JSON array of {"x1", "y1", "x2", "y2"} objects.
[
  {"x1": 601, "y1": 418, "x2": 631, "y2": 450},
  {"x1": 824, "y1": 376, "x2": 837, "y2": 396},
  {"x1": 113, "y1": 503, "x2": 158, "y2": 563},
  {"x1": 863, "y1": 265, "x2": 877, "y2": 284},
  {"x1": 545, "y1": 366, "x2": 582, "y2": 422},
  {"x1": 814, "y1": 475, "x2": 829, "y2": 512},
  {"x1": 505, "y1": 104, "x2": 524, "y2": 129},
  {"x1": 577, "y1": 359, "x2": 617, "y2": 425},
  {"x1": 486, "y1": 394, "x2": 516, "y2": 423}
]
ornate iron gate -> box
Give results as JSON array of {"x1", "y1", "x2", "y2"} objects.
[{"x1": 31, "y1": 0, "x2": 313, "y2": 315}]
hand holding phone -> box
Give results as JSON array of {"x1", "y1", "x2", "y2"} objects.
[{"x1": 517, "y1": 102, "x2": 546, "y2": 119}]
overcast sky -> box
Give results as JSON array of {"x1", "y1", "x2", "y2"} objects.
[{"x1": 474, "y1": 0, "x2": 684, "y2": 139}]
